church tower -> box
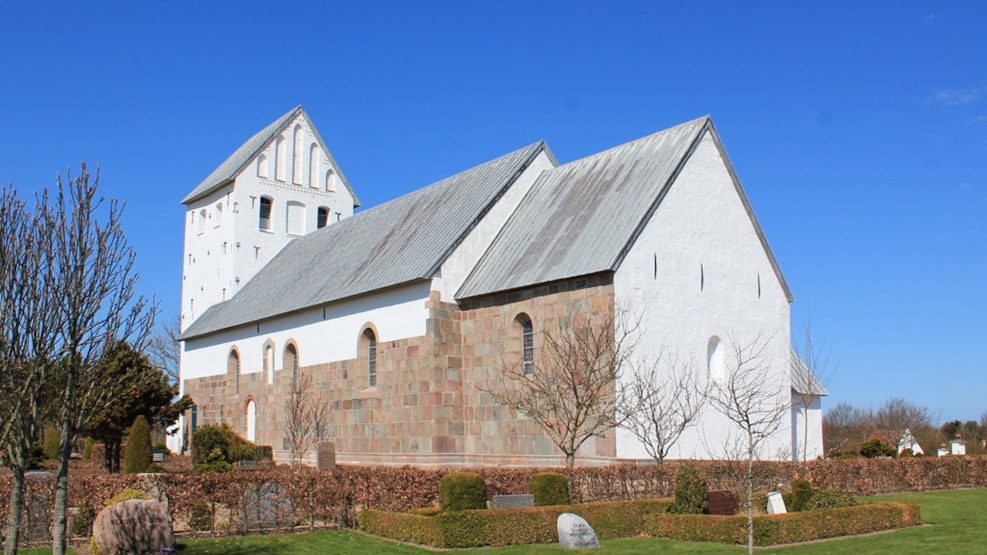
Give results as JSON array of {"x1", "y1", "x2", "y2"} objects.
[{"x1": 180, "y1": 106, "x2": 360, "y2": 332}]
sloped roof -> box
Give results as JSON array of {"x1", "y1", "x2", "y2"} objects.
[
  {"x1": 181, "y1": 106, "x2": 360, "y2": 206},
  {"x1": 790, "y1": 348, "x2": 829, "y2": 396},
  {"x1": 457, "y1": 117, "x2": 793, "y2": 302},
  {"x1": 181, "y1": 141, "x2": 551, "y2": 340}
]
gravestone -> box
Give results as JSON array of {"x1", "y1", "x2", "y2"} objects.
[
  {"x1": 22, "y1": 471, "x2": 53, "y2": 544},
  {"x1": 317, "y1": 441, "x2": 336, "y2": 471},
  {"x1": 493, "y1": 494, "x2": 535, "y2": 509},
  {"x1": 238, "y1": 482, "x2": 295, "y2": 531},
  {"x1": 92, "y1": 499, "x2": 174, "y2": 555},
  {"x1": 557, "y1": 512, "x2": 599, "y2": 549},
  {"x1": 708, "y1": 490, "x2": 738, "y2": 516},
  {"x1": 766, "y1": 491, "x2": 787, "y2": 514}
]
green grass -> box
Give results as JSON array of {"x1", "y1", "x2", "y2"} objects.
[{"x1": 18, "y1": 489, "x2": 987, "y2": 554}]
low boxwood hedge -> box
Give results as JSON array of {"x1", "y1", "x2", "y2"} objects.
[
  {"x1": 644, "y1": 502, "x2": 922, "y2": 545},
  {"x1": 359, "y1": 498, "x2": 672, "y2": 548}
]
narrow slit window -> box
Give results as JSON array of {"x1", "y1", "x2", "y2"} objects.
[
  {"x1": 521, "y1": 318, "x2": 534, "y2": 376},
  {"x1": 365, "y1": 329, "x2": 378, "y2": 387},
  {"x1": 259, "y1": 197, "x2": 272, "y2": 231}
]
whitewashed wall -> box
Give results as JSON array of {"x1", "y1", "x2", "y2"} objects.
[
  {"x1": 613, "y1": 132, "x2": 795, "y2": 461},
  {"x1": 181, "y1": 281, "x2": 431, "y2": 381},
  {"x1": 181, "y1": 113, "x2": 355, "y2": 331},
  {"x1": 434, "y1": 150, "x2": 555, "y2": 300}
]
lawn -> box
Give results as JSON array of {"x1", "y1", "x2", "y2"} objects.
[{"x1": 20, "y1": 488, "x2": 985, "y2": 554}]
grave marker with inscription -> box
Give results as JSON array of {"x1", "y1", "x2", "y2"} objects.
[
  {"x1": 92, "y1": 499, "x2": 174, "y2": 555},
  {"x1": 557, "y1": 512, "x2": 599, "y2": 549}
]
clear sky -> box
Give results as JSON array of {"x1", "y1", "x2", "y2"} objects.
[{"x1": 2, "y1": 2, "x2": 984, "y2": 422}]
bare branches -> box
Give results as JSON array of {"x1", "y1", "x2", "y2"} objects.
[
  {"x1": 146, "y1": 315, "x2": 181, "y2": 385},
  {"x1": 790, "y1": 316, "x2": 835, "y2": 464},
  {"x1": 618, "y1": 353, "x2": 704, "y2": 464},
  {"x1": 489, "y1": 309, "x2": 632, "y2": 468},
  {"x1": 704, "y1": 334, "x2": 788, "y2": 555},
  {"x1": 283, "y1": 373, "x2": 332, "y2": 467}
]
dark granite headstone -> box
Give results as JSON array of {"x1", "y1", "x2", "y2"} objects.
[
  {"x1": 708, "y1": 490, "x2": 738, "y2": 515},
  {"x1": 492, "y1": 494, "x2": 535, "y2": 509},
  {"x1": 317, "y1": 441, "x2": 336, "y2": 471}
]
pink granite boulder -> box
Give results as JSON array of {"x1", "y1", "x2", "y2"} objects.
[{"x1": 92, "y1": 498, "x2": 174, "y2": 554}]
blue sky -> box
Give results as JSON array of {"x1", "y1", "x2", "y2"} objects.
[{"x1": 2, "y1": 2, "x2": 984, "y2": 422}]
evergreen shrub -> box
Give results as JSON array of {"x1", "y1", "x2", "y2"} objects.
[
  {"x1": 194, "y1": 448, "x2": 234, "y2": 474},
  {"x1": 81, "y1": 437, "x2": 97, "y2": 460},
  {"x1": 122, "y1": 415, "x2": 152, "y2": 474},
  {"x1": 189, "y1": 502, "x2": 215, "y2": 531},
  {"x1": 192, "y1": 423, "x2": 256, "y2": 464},
  {"x1": 530, "y1": 472, "x2": 570, "y2": 506},
  {"x1": 43, "y1": 428, "x2": 61, "y2": 460},
  {"x1": 440, "y1": 471, "x2": 487, "y2": 512},
  {"x1": 668, "y1": 464, "x2": 708, "y2": 514},
  {"x1": 788, "y1": 478, "x2": 813, "y2": 512},
  {"x1": 806, "y1": 488, "x2": 856, "y2": 510},
  {"x1": 860, "y1": 439, "x2": 895, "y2": 458}
]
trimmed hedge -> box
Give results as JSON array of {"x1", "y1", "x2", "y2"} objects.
[
  {"x1": 359, "y1": 498, "x2": 672, "y2": 548},
  {"x1": 440, "y1": 471, "x2": 487, "y2": 511},
  {"x1": 644, "y1": 502, "x2": 922, "y2": 545},
  {"x1": 530, "y1": 472, "x2": 570, "y2": 506}
]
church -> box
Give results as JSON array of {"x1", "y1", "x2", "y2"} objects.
[{"x1": 177, "y1": 106, "x2": 824, "y2": 466}]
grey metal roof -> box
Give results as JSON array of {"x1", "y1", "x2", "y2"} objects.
[
  {"x1": 457, "y1": 117, "x2": 794, "y2": 302},
  {"x1": 790, "y1": 348, "x2": 829, "y2": 396},
  {"x1": 181, "y1": 106, "x2": 360, "y2": 207},
  {"x1": 181, "y1": 141, "x2": 550, "y2": 340}
]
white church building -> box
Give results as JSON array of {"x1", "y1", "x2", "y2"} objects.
[{"x1": 176, "y1": 106, "x2": 824, "y2": 465}]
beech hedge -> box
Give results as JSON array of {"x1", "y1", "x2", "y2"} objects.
[
  {"x1": 359, "y1": 499, "x2": 672, "y2": 548},
  {"x1": 644, "y1": 502, "x2": 922, "y2": 545}
]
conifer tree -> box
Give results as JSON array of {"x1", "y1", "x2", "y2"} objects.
[{"x1": 123, "y1": 415, "x2": 152, "y2": 474}]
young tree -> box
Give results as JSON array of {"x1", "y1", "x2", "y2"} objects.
[
  {"x1": 618, "y1": 353, "x2": 704, "y2": 464},
  {"x1": 50, "y1": 164, "x2": 157, "y2": 555},
  {"x1": 282, "y1": 372, "x2": 332, "y2": 467},
  {"x1": 704, "y1": 335, "x2": 788, "y2": 555},
  {"x1": 488, "y1": 309, "x2": 632, "y2": 468},
  {"x1": 790, "y1": 317, "x2": 834, "y2": 465}
]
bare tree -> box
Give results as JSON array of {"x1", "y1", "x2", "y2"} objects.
[
  {"x1": 0, "y1": 185, "x2": 64, "y2": 555},
  {"x1": 488, "y1": 309, "x2": 632, "y2": 468},
  {"x1": 50, "y1": 164, "x2": 157, "y2": 555},
  {"x1": 790, "y1": 317, "x2": 834, "y2": 465},
  {"x1": 146, "y1": 314, "x2": 181, "y2": 385},
  {"x1": 282, "y1": 372, "x2": 332, "y2": 467},
  {"x1": 874, "y1": 397, "x2": 936, "y2": 453},
  {"x1": 618, "y1": 353, "x2": 704, "y2": 463},
  {"x1": 705, "y1": 335, "x2": 788, "y2": 555},
  {"x1": 823, "y1": 401, "x2": 872, "y2": 457}
]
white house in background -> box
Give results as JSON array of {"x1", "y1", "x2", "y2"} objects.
[{"x1": 175, "y1": 106, "x2": 825, "y2": 465}]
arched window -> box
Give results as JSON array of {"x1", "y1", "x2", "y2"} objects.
[
  {"x1": 708, "y1": 336, "x2": 727, "y2": 383},
  {"x1": 517, "y1": 314, "x2": 534, "y2": 376},
  {"x1": 197, "y1": 209, "x2": 207, "y2": 234},
  {"x1": 309, "y1": 143, "x2": 319, "y2": 188},
  {"x1": 275, "y1": 136, "x2": 286, "y2": 181},
  {"x1": 325, "y1": 169, "x2": 336, "y2": 192},
  {"x1": 363, "y1": 329, "x2": 377, "y2": 387},
  {"x1": 284, "y1": 343, "x2": 299, "y2": 382},
  {"x1": 292, "y1": 125, "x2": 304, "y2": 185},
  {"x1": 317, "y1": 206, "x2": 330, "y2": 229},
  {"x1": 286, "y1": 201, "x2": 305, "y2": 235},
  {"x1": 245, "y1": 398, "x2": 257, "y2": 442},
  {"x1": 264, "y1": 343, "x2": 275, "y2": 384},
  {"x1": 214, "y1": 202, "x2": 223, "y2": 227},
  {"x1": 228, "y1": 349, "x2": 240, "y2": 394},
  {"x1": 257, "y1": 154, "x2": 268, "y2": 178},
  {"x1": 259, "y1": 196, "x2": 273, "y2": 231}
]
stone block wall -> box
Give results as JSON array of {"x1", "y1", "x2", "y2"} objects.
[{"x1": 183, "y1": 273, "x2": 620, "y2": 467}]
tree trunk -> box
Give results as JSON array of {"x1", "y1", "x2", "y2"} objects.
[
  {"x1": 51, "y1": 371, "x2": 75, "y2": 555},
  {"x1": 3, "y1": 445, "x2": 26, "y2": 555},
  {"x1": 746, "y1": 439, "x2": 754, "y2": 555},
  {"x1": 565, "y1": 453, "x2": 575, "y2": 468}
]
